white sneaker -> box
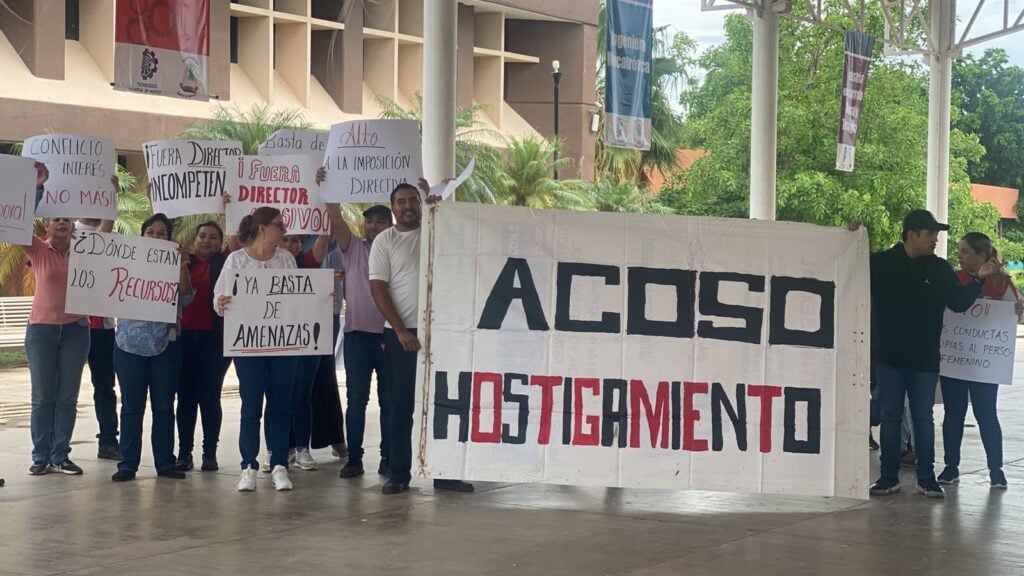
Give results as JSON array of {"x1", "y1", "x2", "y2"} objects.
[
  {"x1": 294, "y1": 447, "x2": 318, "y2": 471},
  {"x1": 288, "y1": 448, "x2": 297, "y2": 466},
  {"x1": 261, "y1": 453, "x2": 272, "y2": 473},
  {"x1": 237, "y1": 468, "x2": 258, "y2": 492},
  {"x1": 271, "y1": 465, "x2": 293, "y2": 491}
]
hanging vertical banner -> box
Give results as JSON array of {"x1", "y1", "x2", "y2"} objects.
[
  {"x1": 114, "y1": 0, "x2": 210, "y2": 101},
  {"x1": 605, "y1": 0, "x2": 653, "y2": 151},
  {"x1": 835, "y1": 30, "x2": 875, "y2": 172}
]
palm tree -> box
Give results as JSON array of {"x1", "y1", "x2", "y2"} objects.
[
  {"x1": 481, "y1": 136, "x2": 591, "y2": 210},
  {"x1": 588, "y1": 179, "x2": 673, "y2": 214}
]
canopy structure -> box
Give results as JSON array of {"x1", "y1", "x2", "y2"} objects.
[{"x1": 701, "y1": 0, "x2": 1024, "y2": 255}]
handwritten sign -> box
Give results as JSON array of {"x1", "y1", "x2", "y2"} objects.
[
  {"x1": 144, "y1": 139, "x2": 242, "y2": 218},
  {"x1": 322, "y1": 119, "x2": 422, "y2": 203},
  {"x1": 223, "y1": 268, "x2": 334, "y2": 356},
  {"x1": 23, "y1": 134, "x2": 116, "y2": 219},
  {"x1": 65, "y1": 231, "x2": 181, "y2": 323},
  {"x1": 225, "y1": 155, "x2": 330, "y2": 236},
  {"x1": 940, "y1": 300, "x2": 1017, "y2": 385},
  {"x1": 0, "y1": 155, "x2": 37, "y2": 245},
  {"x1": 258, "y1": 129, "x2": 327, "y2": 158}
]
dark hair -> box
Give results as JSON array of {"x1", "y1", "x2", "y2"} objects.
[
  {"x1": 390, "y1": 183, "x2": 420, "y2": 204},
  {"x1": 362, "y1": 205, "x2": 392, "y2": 220},
  {"x1": 195, "y1": 220, "x2": 224, "y2": 241},
  {"x1": 237, "y1": 207, "x2": 281, "y2": 244},
  {"x1": 141, "y1": 213, "x2": 173, "y2": 239},
  {"x1": 961, "y1": 231, "x2": 998, "y2": 261}
]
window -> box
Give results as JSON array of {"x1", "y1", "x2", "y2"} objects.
[
  {"x1": 230, "y1": 17, "x2": 239, "y2": 63},
  {"x1": 65, "y1": 0, "x2": 80, "y2": 41}
]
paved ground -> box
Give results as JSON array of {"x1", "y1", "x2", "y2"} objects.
[{"x1": 2, "y1": 348, "x2": 1024, "y2": 576}]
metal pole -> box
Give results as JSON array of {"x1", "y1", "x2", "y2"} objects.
[
  {"x1": 927, "y1": 0, "x2": 954, "y2": 257},
  {"x1": 748, "y1": 6, "x2": 779, "y2": 221},
  {"x1": 423, "y1": 0, "x2": 458, "y2": 187},
  {"x1": 553, "y1": 60, "x2": 562, "y2": 180}
]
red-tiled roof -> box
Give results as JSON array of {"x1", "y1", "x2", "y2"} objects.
[
  {"x1": 971, "y1": 183, "x2": 1019, "y2": 219},
  {"x1": 645, "y1": 149, "x2": 709, "y2": 192}
]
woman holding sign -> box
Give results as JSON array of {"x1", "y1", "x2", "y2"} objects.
[
  {"x1": 938, "y1": 232, "x2": 1023, "y2": 489},
  {"x1": 214, "y1": 207, "x2": 299, "y2": 492},
  {"x1": 111, "y1": 214, "x2": 194, "y2": 482}
]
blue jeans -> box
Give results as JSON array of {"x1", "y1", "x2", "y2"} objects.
[
  {"x1": 114, "y1": 341, "x2": 181, "y2": 473},
  {"x1": 940, "y1": 376, "x2": 1002, "y2": 471},
  {"x1": 290, "y1": 356, "x2": 320, "y2": 449},
  {"x1": 876, "y1": 364, "x2": 937, "y2": 480},
  {"x1": 383, "y1": 328, "x2": 416, "y2": 482},
  {"x1": 344, "y1": 330, "x2": 388, "y2": 462},
  {"x1": 26, "y1": 321, "x2": 90, "y2": 465},
  {"x1": 88, "y1": 328, "x2": 119, "y2": 446},
  {"x1": 234, "y1": 356, "x2": 297, "y2": 470},
  {"x1": 177, "y1": 330, "x2": 232, "y2": 456}
]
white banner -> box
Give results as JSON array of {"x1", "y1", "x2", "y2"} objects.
[
  {"x1": 940, "y1": 300, "x2": 1017, "y2": 385},
  {"x1": 413, "y1": 203, "x2": 871, "y2": 499},
  {"x1": 0, "y1": 155, "x2": 38, "y2": 245},
  {"x1": 258, "y1": 129, "x2": 328, "y2": 158},
  {"x1": 225, "y1": 155, "x2": 330, "y2": 236},
  {"x1": 322, "y1": 119, "x2": 422, "y2": 203},
  {"x1": 144, "y1": 139, "x2": 242, "y2": 218},
  {"x1": 223, "y1": 268, "x2": 334, "y2": 357},
  {"x1": 66, "y1": 231, "x2": 181, "y2": 323},
  {"x1": 23, "y1": 134, "x2": 117, "y2": 219}
]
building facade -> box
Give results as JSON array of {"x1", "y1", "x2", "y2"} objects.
[{"x1": 0, "y1": 0, "x2": 598, "y2": 179}]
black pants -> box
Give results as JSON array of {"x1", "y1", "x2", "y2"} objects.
[
  {"x1": 343, "y1": 330, "x2": 388, "y2": 462},
  {"x1": 88, "y1": 328, "x2": 119, "y2": 446},
  {"x1": 310, "y1": 315, "x2": 345, "y2": 449},
  {"x1": 177, "y1": 330, "x2": 232, "y2": 455},
  {"x1": 383, "y1": 328, "x2": 417, "y2": 482}
]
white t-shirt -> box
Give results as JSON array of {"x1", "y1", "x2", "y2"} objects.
[
  {"x1": 212, "y1": 247, "x2": 297, "y2": 316},
  {"x1": 368, "y1": 226, "x2": 421, "y2": 329}
]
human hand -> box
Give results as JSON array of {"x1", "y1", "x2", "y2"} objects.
[
  {"x1": 396, "y1": 328, "x2": 421, "y2": 352},
  {"x1": 217, "y1": 295, "x2": 232, "y2": 314},
  {"x1": 316, "y1": 166, "x2": 327, "y2": 185},
  {"x1": 978, "y1": 258, "x2": 1002, "y2": 279},
  {"x1": 34, "y1": 162, "x2": 49, "y2": 187}
]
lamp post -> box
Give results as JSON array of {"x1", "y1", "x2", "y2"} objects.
[{"x1": 552, "y1": 59, "x2": 562, "y2": 180}]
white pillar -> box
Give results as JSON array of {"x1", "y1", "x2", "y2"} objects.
[
  {"x1": 422, "y1": 0, "x2": 458, "y2": 186},
  {"x1": 926, "y1": 0, "x2": 954, "y2": 257},
  {"x1": 748, "y1": 7, "x2": 779, "y2": 221}
]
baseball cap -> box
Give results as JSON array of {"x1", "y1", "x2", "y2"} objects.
[
  {"x1": 362, "y1": 205, "x2": 391, "y2": 219},
  {"x1": 902, "y1": 209, "x2": 949, "y2": 234}
]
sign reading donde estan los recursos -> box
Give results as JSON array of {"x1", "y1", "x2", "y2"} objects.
[{"x1": 413, "y1": 203, "x2": 871, "y2": 499}]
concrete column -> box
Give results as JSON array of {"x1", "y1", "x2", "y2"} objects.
[
  {"x1": 926, "y1": 0, "x2": 954, "y2": 257},
  {"x1": 748, "y1": 7, "x2": 779, "y2": 221},
  {"x1": 423, "y1": 0, "x2": 458, "y2": 184}
]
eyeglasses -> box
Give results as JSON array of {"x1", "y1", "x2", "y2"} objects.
[{"x1": 268, "y1": 221, "x2": 286, "y2": 230}]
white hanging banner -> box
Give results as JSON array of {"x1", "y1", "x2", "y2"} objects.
[
  {"x1": 144, "y1": 139, "x2": 242, "y2": 218},
  {"x1": 322, "y1": 119, "x2": 422, "y2": 203},
  {"x1": 23, "y1": 134, "x2": 117, "y2": 220}
]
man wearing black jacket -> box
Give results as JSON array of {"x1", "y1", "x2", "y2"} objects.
[{"x1": 870, "y1": 209, "x2": 999, "y2": 498}]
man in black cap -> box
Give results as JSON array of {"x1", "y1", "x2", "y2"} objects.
[{"x1": 869, "y1": 209, "x2": 1000, "y2": 498}]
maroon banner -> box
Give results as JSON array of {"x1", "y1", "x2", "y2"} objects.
[
  {"x1": 114, "y1": 0, "x2": 210, "y2": 100},
  {"x1": 836, "y1": 30, "x2": 875, "y2": 172}
]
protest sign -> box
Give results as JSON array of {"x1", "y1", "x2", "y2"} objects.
[
  {"x1": 23, "y1": 134, "x2": 116, "y2": 219},
  {"x1": 322, "y1": 119, "x2": 422, "y2": 203},
  {"x1": 413, "y1": 203, "x2": 871, "y2": 499},
  {"x1": 65, "y1": 231, "x2": 181, "y2": 323},
  {"x1": 258, "y1": 129, "x2": 328, "y2": 158},
  {"x1": 0, "y1": 155, "x2": 38, "y2": 245},
  {"x1": 144, "y1": 139, "x2": 242, "y2": 218},
  {"x1": 223, "y1": 268, "x2": 334, "y2": 357},
  {"x1": 225, "y1": 155, "x2": 330, "y2": 235},
  {"x1": 429, "y1": 158, "x2": 476, "y2": 201},
  {"x1": 940, "y1": 300, "x2": 1017, "y2": 385}
]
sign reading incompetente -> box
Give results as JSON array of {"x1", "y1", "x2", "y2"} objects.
[
  {"x1": 144, "y1": 139, "x2": 243, "y2": 218},
  {"x1": 413, "y1": 203, "x2": 871, "y2": 499},
  {"x1": 322, "y1": 120, "x2": 422, "y2": 203},
  {"x1": 23, "y1": 134, "x2": 116, "y2": 220}
]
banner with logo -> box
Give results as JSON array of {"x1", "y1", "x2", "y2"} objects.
[
  {"x1": 413, "y1": 203, "x2": 871, "y2": 499},
  {"x1": 835, "y1": 29, "x2": 875, "y2": 172},
  {"x1": 22, "y1": 134, "x2": 117, "y2": 220},
  {"x1": 258, "y1": 130, "x2": 328, "y2": 158},
  {"x1": 114, "y1": 0, "x2": 210, "y2": 101},
  {"x1": 322, "y1": 120, "x2": 422, "y2": 203},
  {"x1": 144, "y1": 139, "x2": 242, "y2": 218},
  {"x1": 604, "y1": 0, "x2": 653, "y2": 151},
  {"x1": 940, "y1": 300, "x2": 1017, "y2": 385},
  {"x1": 225, "y1": 155, "x2": 330, "y2": 236},
  {"x1": 0, "y1": 155, "x2": 38, "y2": 245}
]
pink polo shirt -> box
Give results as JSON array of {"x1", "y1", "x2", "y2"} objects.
[
  {"x1": 24, "y1": 236, "x2": 83, "y2": 325},
  {"x1": 341, "y1": 238, "x2": 385, "y2": 334}
]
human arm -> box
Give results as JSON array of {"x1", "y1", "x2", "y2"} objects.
[
  {"x1": 310, "y1": 234, "x2": 330, "y2": 265},
  {"x1": 941, "y1": 260, "x2": 986, "y2": 313},
  {"x1": 178, "y1": 246, "x2": 194, "y2": 306},
  {"x1": 34, "y1": 162, "x2": 48, "y2": 210},
  {"x1": 370, "y1": 279, "x2": 419, "y2": 351},
  {"x1": 325, "y1": 203, "x2": 353, "y2": 252}
]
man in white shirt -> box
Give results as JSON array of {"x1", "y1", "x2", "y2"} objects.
[{"x1": 368, "y1": 183, "x2": 474, "y2": 495}]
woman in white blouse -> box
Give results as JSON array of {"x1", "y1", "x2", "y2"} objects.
[{"x1": 214, "y1": 207, "x2": 298, "y2": 492}]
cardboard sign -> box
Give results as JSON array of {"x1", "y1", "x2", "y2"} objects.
[
  {"x1": 144, "y1": 139, "x2": 242, "y2": 218},
  {"x1": 413, "y1": 203, "x2": 871, "y2": 499},
  {"x1": 66, "y1": 231, "x2": 181, "y2": 323},
  {"x1": 940, "y1": 299, "x2": 1017, "y2": 385},
  {"x1": 225, "y1": 155, "x2": 330, "y2": 236},
  {"x1": 0, "y1": 155, "x2": 38, "y2": 245},
  {"x1": 23, "y1": 134, "x2": 117, "y2": 219},
  {"x1": 322, "y1": 119, "x2": 422, "y2": 203},
  {"x1": 258, "y1": 129, "x2": 328, "y2": 158},
  {"x1": 223, "y1": 268, "x2": 334, "y2": 357}
]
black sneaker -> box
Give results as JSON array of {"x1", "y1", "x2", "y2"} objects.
[
  {"x1": 201, "y1": 454, "x2": 219, "y2": 471},
  {"x1": 433, "y1": 479, "x2": 475, "y2": 493},
  {"x1": 381, "y1": 478, "x2": 409, "y2": 495},
  {"x1": 937, "y1": 466, "x2": 960, "y2": 485},
  {"x1": 991, "y1": 469, "x2": 1008, "y2": 489},
  {"x1": 28, "y1": 462, "x2": 49, "y2": 476},
  {"x1": 378, "y1": 458, "x2": 389, "y2": 476},
  {"x1": 868, "y1": 433, "x2": 879, "y2": 451},
  {"x1": 111, "y1": 470, "x2": 136, "y2": 482},
  {"x1": 158, "y1": 469, "x2": 187, "y2": 479},
  {"x1": 97, "y1": 443, "x2": 120, "y2": 460},
  {"x1": 869, "y1": 476, "x2": 900, "y2": 496},
  {"x1": 51, "y1": 459, "x2": 83, "y2": 475},
  {"x1": 176, "y1": 452, "x2": 194, "y2": 471},
  {"x1": 339, "y1": 460, "x2": 364, "y2": 478},
  {"x1": 917, "y1": 477, "x2": 945, "y2": 498}
]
